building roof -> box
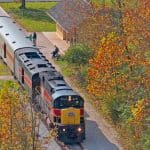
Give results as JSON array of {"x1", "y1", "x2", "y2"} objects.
[{"x1": 48, "y1": 0, "x2": 91, "y2": 32}]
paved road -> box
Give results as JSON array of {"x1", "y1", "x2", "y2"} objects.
[{"x1": 82, "y1": 102, "x2": 120, "y2": 150}]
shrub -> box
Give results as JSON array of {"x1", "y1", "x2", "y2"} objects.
[
  {"x1": 106, "y1": 97, "x2": 132, "y2": 123},
  {"x1": 141, "y1": 132, "x2": 150, "y2": 150},
  {"x1": 78, "y1": 65, "x2": 89, "y2": 87},
  {"x1": 64, "y1": 44, "x2": 93, "y2": 65}
]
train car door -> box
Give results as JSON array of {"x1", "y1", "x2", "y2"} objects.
[
  {"x1": 0, "y1": 40, "x2": 3, "y2": 58},
  {"x1": 3, "y1": 43, "x2": 6, "y2": 61},
  {"x1": 14, "y1": 58, "x2": 20, "y2": 80},
  {"x1": 21, "y1": 68, "x2": 24, "y2": 84},
  {"x1": 18, "y1": 65, "x2": 25, "y2": 85}
]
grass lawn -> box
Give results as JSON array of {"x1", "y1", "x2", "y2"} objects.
[
  {"x1": 0, "y1": 80, "x2": 19, "y2": 93},
  {"x1": 92, "y1": 0, "x2": 115, "y2": 5},
  {"x1": 0, "y1": 59, "x2": 11, "y2": 76},
  {"x1": 0, "y1": 2, "x2": 56, "y2": 32},
  {"x1": 0, "y1": 80, "x2": 13, "y2": 88}
]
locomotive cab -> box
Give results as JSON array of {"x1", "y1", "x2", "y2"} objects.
[
  {"x1": 52, "y1": 93, "x2": 85, "y2": 144},
  {"x1": 53, "y1": 95, "x2": 84, "y2": 124}
]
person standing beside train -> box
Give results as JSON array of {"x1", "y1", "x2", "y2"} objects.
[{"x1": 51, "y1": 45, "x2": 60, "y2": 59}]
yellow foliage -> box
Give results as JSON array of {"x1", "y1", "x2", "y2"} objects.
[
  {"x1": 131, "y1": 99, "x2": 144, "y2": 123},
  {"x1": 0, "y1": 82, "x2": 41, "y2": 149},
  {"x1": 87, "y1": 32, "x2": 126, "y2": 96}
]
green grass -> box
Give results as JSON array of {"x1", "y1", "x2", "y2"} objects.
[
  {"x1": 0, "y1": 59, "x2": 11, "y2": 76},
  {"x1": 0, "y1": 80, "x2": 13, "y2": 87},
  {"x1": 92, "y1": 0, "x2": 115, "y2": 5},
  {"x1": 56, "y1": 60, "x2": 74, "y2": 77},
  {"x1": 0, "y1": 2, "x2": 57, "y2": 32}
]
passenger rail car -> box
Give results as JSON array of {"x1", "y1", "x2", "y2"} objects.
[{"x1": 0, "y1": 8, "x2": 85, "y2": 144}]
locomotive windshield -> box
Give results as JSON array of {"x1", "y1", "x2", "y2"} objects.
[{"x1": 54, "y1": 96, "x2": 84, "y2": 109}]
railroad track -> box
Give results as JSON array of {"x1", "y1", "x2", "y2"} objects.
[
  {"x1": 66, "y1": 143, "x2": 86, "y2": 150},
  {"x1": 36, "y1": 108, "x2": 86, "y2": 150}
]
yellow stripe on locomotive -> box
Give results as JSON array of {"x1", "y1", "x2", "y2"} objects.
[{"x1": 61, "y1": 107, "x2": 80, "y2": 125}]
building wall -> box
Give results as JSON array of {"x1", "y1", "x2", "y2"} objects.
[
  {"x1": 56, "y1": 23, "x2": 79, "y2": 45},
  {"x1": 56, "y1": 24, "x2": 67, "y2": 40}
]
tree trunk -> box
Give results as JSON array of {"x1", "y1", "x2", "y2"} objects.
[{"x1": 20, "y1": 0, "x2": 26, "y2": 9}]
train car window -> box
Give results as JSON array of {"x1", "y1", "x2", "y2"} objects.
[
  {"x1": 80, "y1": 117, "x2": 84, "y2": 123},
  {"x1": 54, "y1": 117, "x2": 61, "y2": 123},
  {"x1": 51, "y1": 88, "x2": 54, "y2": 94},
  {"x1": 4, "y1": 43, "x2": 6, "y2": 58},
  {"x1": 42, "y1": 76, "x2": 45, "y2": 82},
  {"x1": 25, "y1": 52, "x2": 40, "y2": 59}
]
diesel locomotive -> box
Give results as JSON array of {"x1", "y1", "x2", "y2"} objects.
[{"x1": 0, "y1": 7, "x2": 85, "y2": 144}]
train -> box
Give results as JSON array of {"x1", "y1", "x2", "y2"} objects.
[{"x1": 0, "y1": 7, "x2": 85, "y2": 144}]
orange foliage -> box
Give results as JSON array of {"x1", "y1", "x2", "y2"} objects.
[
  {"x1": 87, "y1": 32, "x2": 126, "y2": 96},
  {"x1": 87, "y1": 1, "x2": 149, "y2": 147},
  {"x1": 0, "y1": 84, "x2": 40, "y2": 149},
  {"x1": 123, "y1": 0, "x2": 150, "y2": 65},
  {"x1": 130, "y1": 99, "x2": 145, "y2": 139}
]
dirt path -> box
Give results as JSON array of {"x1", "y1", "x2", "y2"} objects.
[{"x1": 0, "y1": 75, "x2": 14, "y2": 80}]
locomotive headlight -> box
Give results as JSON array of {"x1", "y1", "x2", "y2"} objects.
[
  {"x1": 62, "y1": 128, "x2": 66, "y2": 132},
  {"x1": 77, "y1": 127, "x2": 82, "y2": 132},
  {"x1": 68, "y1": 96, "x2": 72, "y2": 101}
]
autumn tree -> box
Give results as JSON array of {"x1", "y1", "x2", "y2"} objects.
[
  {"x1": 0, "y1": 82, "x2": 43, "y2": 149},
  {"x1": 123, "y1": 0, "x2": 150, "y2": 148},
  {"x1": 130, "y1": 99, "x2": 145, "y2": 138},
  {"x1": 77, "y1": 0, "x2": 139, "y2": 50},
  {"x1": 87, "y1": 32, "x2": 130, "y2": 122},
  {"x1": 87, "y1": 0, "x2": 149, "y2": 148},
  {"x1": 77, "y1": 4, "x2": 122, "y2": 51}
]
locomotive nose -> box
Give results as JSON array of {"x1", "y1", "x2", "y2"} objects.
[{"x1": 61, "y1": 107, "x2": 80, "y2": 125}]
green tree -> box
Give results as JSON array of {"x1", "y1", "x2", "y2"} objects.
[{"x1": 64, "y1": 44, "x2": 93, "y2": 65}]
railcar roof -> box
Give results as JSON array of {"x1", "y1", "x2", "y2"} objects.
[
  {"x1": 54, "y1": 86, "x2": 72, "y2": 91},
  {"x1": 52, "y1": 90, "x2": 78, "y2": 100},
  {"x1": 40, "y1": 70, "x2": 63, "y2": 81},
  {"x1": 49, "y1": 79, "x2": 67, "y2": 89},
  {"x1": 0, "y1": 17, "x2": 34, "y2": 52},
  {"x1": 17, "y1": 48, "x2": 54, "y2": 76}
]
